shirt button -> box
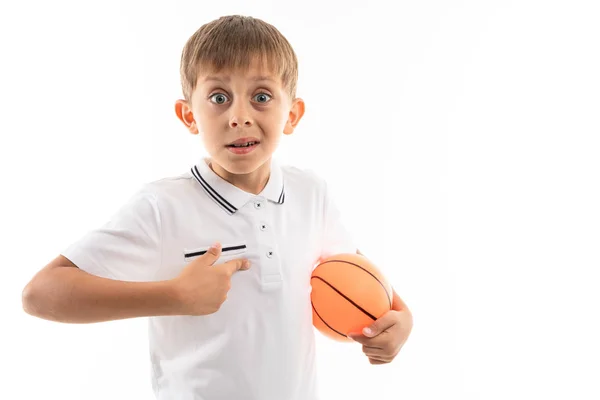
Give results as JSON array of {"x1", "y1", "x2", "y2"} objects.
[
  {"x1": 254, "y1": 202, "x2": 263, "y2": 209},
  {"x1": 266, "y1": 250, "x2": 274, "y2": 258},
  {"x1": 260, "y1": 223, "x2": 267, "y2": 231}
]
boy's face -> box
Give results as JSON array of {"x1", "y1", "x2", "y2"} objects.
[{"x1": 175, "y1": 60, "x2": 304, "y2": 177}]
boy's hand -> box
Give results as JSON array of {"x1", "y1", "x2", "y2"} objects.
[
  {"x1": 171, "y1": 243, "x2": 250, "y2": 316},
  {"x1": 347, "y1": 309, "x2": 413, "y2": 365}
]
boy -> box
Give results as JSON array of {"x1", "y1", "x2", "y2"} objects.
[{"x1": 22, "y1": 15, "x2": 412, "y2": 400}]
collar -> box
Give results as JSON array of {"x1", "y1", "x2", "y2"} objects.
[{"x1": 190, "y1": 157, "x2": 285, "y2": 215}]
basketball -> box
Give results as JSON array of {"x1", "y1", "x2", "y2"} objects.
[{"x1": 310, "y1": 253, "x2": 393, "y2": 342}]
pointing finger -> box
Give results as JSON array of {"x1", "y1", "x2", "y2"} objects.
[{"x1": 221, "y1": 258, "x2": 251, "y2": 276}]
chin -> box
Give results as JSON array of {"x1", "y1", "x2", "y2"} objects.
[{"x1": 216, "y1": 154, "x2": 269, "y2": 175}]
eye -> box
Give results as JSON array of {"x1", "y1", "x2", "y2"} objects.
[
  {"x1": 209, "y1": 93, "x2": 229, "y2": 104},
  {"x1": 253, "y1": 93, "x2": 272, "y2": 103}
]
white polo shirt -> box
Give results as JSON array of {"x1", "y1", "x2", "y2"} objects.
[{"x1": 61, "y1": 157, "x2": 356, "y2": 400}]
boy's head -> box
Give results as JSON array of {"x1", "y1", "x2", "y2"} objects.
[{"x1": 175, "y1": 15, "x2": 305, "y2": 178}]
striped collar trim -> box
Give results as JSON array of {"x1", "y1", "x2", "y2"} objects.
[{"x1": 191, "y1": 158, "x2": 285, "y2": 215}]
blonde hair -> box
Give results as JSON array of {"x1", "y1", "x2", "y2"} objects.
[{"x1": 180, "y1": 15, "x2": 298, "y2": 102}]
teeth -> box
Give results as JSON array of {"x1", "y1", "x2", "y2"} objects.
[{"x1": 231, "y1": 141, "x2": 256, "y2": 148}]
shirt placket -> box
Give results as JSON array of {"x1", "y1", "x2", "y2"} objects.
[{"x1": 252, "y1": 197, "x2": 283, "y2": 290}]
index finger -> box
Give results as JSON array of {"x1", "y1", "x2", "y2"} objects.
[{"x1": 220, "y1": 258, "x2": 251, "y2": 275}]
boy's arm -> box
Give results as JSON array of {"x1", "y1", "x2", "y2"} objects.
[
  {"x1": 22, "y1": 247, "x2": 250, "y2": 324},
  {"x1": 391, "y1": 289, "x2": 409, "y2": 313},
  {"x1": 22, "y1": 255, "x2": 181, "y2": 324}
]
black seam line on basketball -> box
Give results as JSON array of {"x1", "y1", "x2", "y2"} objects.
[
  {"x1": 185, "y1": 245, "x2": 246, "y2": 258},
  {"x1": 311, "y1": 276, "x2": 377, "y2": 321},
  {"x1": 319, "y1": 260, "x2": 393, "y2": 309},
  {"x1": 191, "y1": 166, "x2": 237, "y2": 214},
  {"x1": 311, "y1": 301, "x2": 348, "y2": 339}
]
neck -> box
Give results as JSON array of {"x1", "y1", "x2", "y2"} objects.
[{"x1": 209, "y1": 159, "x2": 271, "y2": 195}]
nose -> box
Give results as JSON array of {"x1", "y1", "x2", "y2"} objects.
[{"x1": 229, "y1": 101, "x2": 253, "y2": 128}]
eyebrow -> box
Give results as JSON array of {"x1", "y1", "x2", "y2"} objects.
[{"x1": 202, "y1": 76, "x2": 277, "y2": 83}]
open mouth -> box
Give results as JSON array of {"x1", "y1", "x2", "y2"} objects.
[
  {"x1": 226, "y1": 141, "x2": 260, "y2": 148},
  {"x1": 225, "y1": 139, "x2": 260, "y2": 155}
]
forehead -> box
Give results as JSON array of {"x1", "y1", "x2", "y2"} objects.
[{"x1": 195, "y1": 58, "x2": 282, "y2": 86}]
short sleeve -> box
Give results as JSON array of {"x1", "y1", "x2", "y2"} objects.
[
  {"x1": 61, "y1": 189, "x2": 162, "y2": 282},
  {"x1": 319, "y1": 179, "x2": 358, "y2": 260}
]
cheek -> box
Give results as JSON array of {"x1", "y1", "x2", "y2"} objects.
[
  {"x1": 260, "y1": 110, "x2": 288, "y2": 134},
  {"x1": 195, "y1": 109, "x2": 223, "y2": 136}
]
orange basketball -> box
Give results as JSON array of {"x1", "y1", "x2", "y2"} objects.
[{"x1": 311, "y1": 253, "x2": 393, "y2": 342}]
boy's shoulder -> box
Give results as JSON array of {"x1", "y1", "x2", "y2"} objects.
[
  {"x1": 148, "y1": 170, "x2": 193, "y2": 190},
  {"x1": 279, "y1": 162, "x2": 326, "y2": 187},
  {"x1": 278, "y1": 162, "x2": 336, "y2": 201},
  {"x1": 125, "y1": 170, "x2": 195, "y2": 207}
]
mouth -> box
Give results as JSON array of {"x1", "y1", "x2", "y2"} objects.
[
  {"x1": 226, "y1": 141, "x2": 260, "y2": 148},
  {"x1": 225, "y1": 137, "x2": 261, "y2": 148},
  {"x1": 225, "y1": 137, "x2": 260, "y2": 154}
]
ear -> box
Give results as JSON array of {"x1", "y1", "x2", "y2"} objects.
[
  {"x1": 283, "y1": 98, "x2": 305, "y2": 135},
  {"x1": 175, "y1": 99, "x2": 198, "y2": 134}
]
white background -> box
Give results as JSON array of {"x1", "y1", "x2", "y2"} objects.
[{"x1": 1, "y1": 0, "x2": 599, "y2": 399}]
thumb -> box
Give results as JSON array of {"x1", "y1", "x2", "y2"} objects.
[
  {"x1": 362, "y1": 311, "x2": 396, "y2": 337},
  {"x1": 196, "y1": 242, "x2": 222, "y2": 266}
]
